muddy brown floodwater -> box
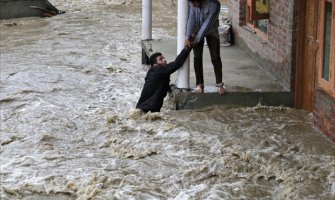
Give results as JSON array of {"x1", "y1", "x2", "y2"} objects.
[{"x1": 0, "y1": 0, "x2": 334, "y2": 199}]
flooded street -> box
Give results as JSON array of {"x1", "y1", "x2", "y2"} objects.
[{"x1": 0, "y1": 0, "x2": 334, "y2": 199}]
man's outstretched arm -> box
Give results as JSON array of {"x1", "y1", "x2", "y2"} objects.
[{"x1": 157, "y1": 47, "x2": 192, "y2": 75}]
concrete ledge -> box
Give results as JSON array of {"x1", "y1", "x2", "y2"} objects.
[{"x1": 170, "y1": 87, "x2": 293, "y2": 110}]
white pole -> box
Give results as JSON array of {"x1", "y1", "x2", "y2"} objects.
[
  {"x1": 142, "y1": 0, "x2": 152, "y2": 40},
  {"x1": 176, "y1": 0, "x2": 190, "y2": 89}
]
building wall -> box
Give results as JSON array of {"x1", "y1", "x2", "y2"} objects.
[
  {"x1": 314, "y1": 90, "x2": 335, "y2": 142},
  {"x1": 228, "y1": 0, "x2": 296, "y2": 90},
  {"x1": 229, "y1": 0, "x2": 334, "y2": 143}
]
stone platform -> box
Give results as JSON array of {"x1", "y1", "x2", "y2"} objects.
[{"x1": 142, "y1": 39, "x2": 293, "y2": 109}]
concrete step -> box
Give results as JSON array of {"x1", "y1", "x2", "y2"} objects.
[{"x1": 170, "y1": 86, "x2": 293, "y2": 110}]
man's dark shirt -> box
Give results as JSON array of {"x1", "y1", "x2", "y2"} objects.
[{"x1": 136, "y1": 47, "x2": 191, "y2": 112}]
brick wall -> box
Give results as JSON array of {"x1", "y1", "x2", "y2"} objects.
[
  {"x1": 314, "y1": 90, "x2": 335, "y2": 142},
  {"x1": 228, "y1": 0, "x2": 296, "y2": 90}
]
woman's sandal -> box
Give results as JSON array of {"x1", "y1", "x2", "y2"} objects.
[{"x1": 195, "y1": 84, "x2": 204, "y2": 93}]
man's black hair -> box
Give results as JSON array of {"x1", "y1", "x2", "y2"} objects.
[{"x1": 149, "y1": 52, "x2": 162, "y2": 66}]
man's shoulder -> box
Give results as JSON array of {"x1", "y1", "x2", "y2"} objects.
[{"x1": 149, "y1": 64, "x2": 166, "y2": 72}]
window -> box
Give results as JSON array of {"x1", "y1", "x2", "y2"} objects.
[
  {"x1": 319, "y1": 0, "x2": 335, "y2": 97},
  {"x1": 246, "y1": 0, "x2": 270, "y2": 39}
]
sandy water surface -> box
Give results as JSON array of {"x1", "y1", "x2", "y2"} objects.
[{"x1": 1, "y1": 0, "x2": 334, "y2": 199}]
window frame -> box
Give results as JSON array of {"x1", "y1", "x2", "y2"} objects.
[
  {"x1": 246, "y1": 0, "x2": 270, "y2": 40},
  {"x1": 318, "y1": 0, "x2": 335, "y2": 98}
]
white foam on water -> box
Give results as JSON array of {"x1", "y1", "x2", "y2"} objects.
[{"x1": 1, "y1": 1, "x2": 334, "y2": 199}]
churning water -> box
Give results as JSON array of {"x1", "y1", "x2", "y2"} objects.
[{"x1": 0, "y1": 0, "x2": 334, "y2": 199}]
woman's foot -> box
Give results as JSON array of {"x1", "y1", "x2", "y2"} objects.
[
  {"x1": 216, "y1": 83, "x2": 226, "y2": 95},
  {"x1": 195, "y1": 84, "x2": 204, "y2": 93},
  {"x1": 217, "y1": 86, "x2": 226, "y2": 95}
]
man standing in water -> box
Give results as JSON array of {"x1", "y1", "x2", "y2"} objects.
[
  {"x1": 136, "y1": 46, "x2": 192, "y2": 113},
  {"x1": 185, "y1": 0, "x2": 225, "y2": 95}
]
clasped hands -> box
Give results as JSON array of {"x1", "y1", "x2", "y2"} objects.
[{"x1": 185, "y1": 36, "x2": 197, "y2": 48}]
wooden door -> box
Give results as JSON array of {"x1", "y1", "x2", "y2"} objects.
[{"x1": 295, "y1": 0, "x2": 321, "y2": 111}]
